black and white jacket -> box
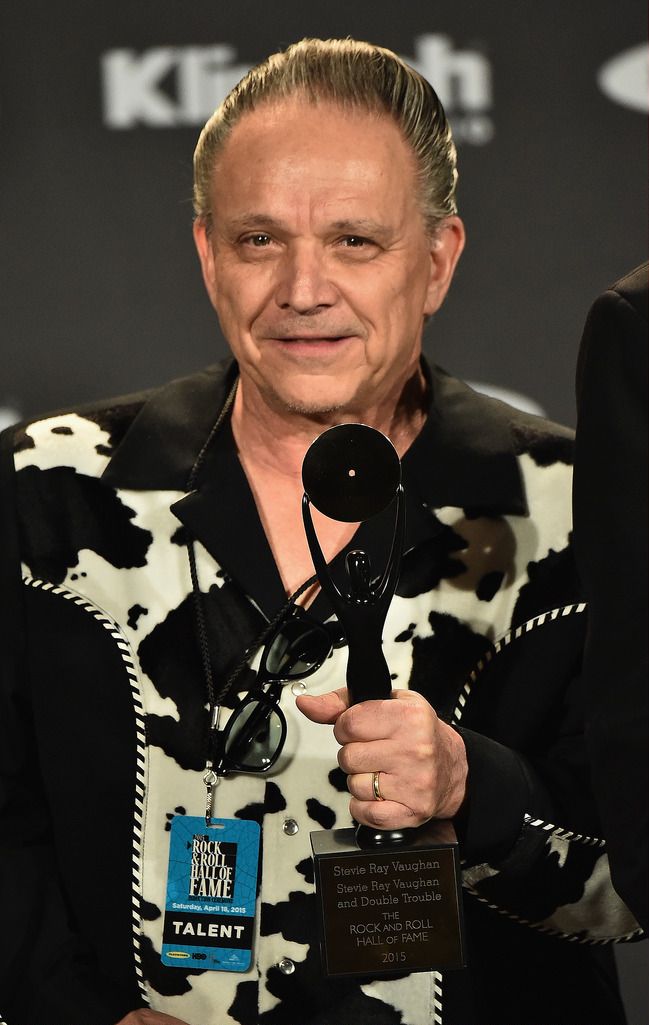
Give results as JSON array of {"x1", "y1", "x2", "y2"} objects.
[{"x1": 0, "y1": 360, "x2": 641, "y2": 1025}]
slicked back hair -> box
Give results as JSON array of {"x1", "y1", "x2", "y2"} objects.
[{"x1": 193, "y1": 37, "x2": 458, "y2": 235}]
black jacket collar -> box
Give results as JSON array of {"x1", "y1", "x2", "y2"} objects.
[
  {"x1": 404, "y1": 362, "x2": 526, "y2": 517},
  {"x1": 103, "y1": 358, "x2": 525, "y2": 512},
  {"x1": 102, "y1": 358, "x2": 527, "y2": 618},
  {"x1": 102, "y1": 361, "x2": 240, "y2": 492}
]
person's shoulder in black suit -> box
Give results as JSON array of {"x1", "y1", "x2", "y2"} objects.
[{"x1": 573, "y1": 260, "x2": 648, "y2": 933}]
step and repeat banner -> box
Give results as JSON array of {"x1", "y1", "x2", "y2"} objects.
[{"x1": 0, "y1": 1, "x2": 646, "y2": 430}]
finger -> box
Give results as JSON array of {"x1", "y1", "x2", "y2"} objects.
[
  {"x1": 334, "y1": 689, "x2": 424, "y2": 744},
  {"x1": 337, "y1": 740, "x2": 395, "y2": 776},
  {"x1": 333, "y1": 700, "x2": 393, "y2": 744},
  {"x1": 295, "y1": 687, "x2": 350, "y2": 725},
  {"x1": 347, "y1": 770, "x2": 395, "y2": 803},
  {"x1": 346, "y1": 770, "x2": 425, "y2": 812},
  {"x1": 349, "y1": 797, "x2": 421, "y2": 831}
]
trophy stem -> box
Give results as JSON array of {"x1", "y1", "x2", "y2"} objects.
[
  {"x1": 355, "y1": 823, "x2": 417, "y2": 848},
  {"x1": 302, "y1": 425, "x2": 465, "y2": 977}
]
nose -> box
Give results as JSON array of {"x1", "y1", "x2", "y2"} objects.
[{"x1": 274, "y1": 241, "x2": 337, "y2": 314}]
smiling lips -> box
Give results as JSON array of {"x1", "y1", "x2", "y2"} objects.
[
  {"x1": 268, "y1": 327, "x2": 360, "y2": 343},
  {"x1": 259, "y1": 325, "x2": 362, "y2": 352},
  {"x1": 268, "y1": 335, "x2": 357, "y2": 356},
  {"x1": 277, "y1": 335, "x2": 349, "y2": 342}
]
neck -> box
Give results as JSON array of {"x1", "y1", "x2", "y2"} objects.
[
  {"x1": 227, "y1": 367, "x2": 428, "y2": 598},
  {"x1": 230, "y1": 367, "x2": 429, "y2": 479}
]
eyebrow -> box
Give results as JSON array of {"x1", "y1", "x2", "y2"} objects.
[
  {"x1": 328, "y1": 219, "x2": 392, "y2": 238},
  {"x1": 222, "y1": 213, "x2": 285, "y2": 232},
  {"x1": 220, "y1": 213, "x2": 393, "y2": 239}
]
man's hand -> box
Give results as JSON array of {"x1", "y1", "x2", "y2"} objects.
[
  {"x1": 116, "y1": 1012, "x2": 191, "y2": 1025},
  {"x1": 296, "y1": 688, "x2": 468, "y2": 829}
]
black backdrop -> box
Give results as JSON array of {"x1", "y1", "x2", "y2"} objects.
[
  {"x1": 1, "y1": 1, "x2": 646, "y2": 427},
  {"x1": 0, "y1": 2, "x2": 647, "y2": 1017}
]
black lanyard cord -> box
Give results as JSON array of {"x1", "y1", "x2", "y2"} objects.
[
  {"x1": 185, "y1": 375, "x2": 238, "y2": 714},
  {"x1": 188, "y1": 531, "x2": 318, "y2": 711},
  {"x1": 182, "y1": 374, "x2": 318, "y2": 749}
]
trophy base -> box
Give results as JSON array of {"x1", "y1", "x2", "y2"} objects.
[{"x1": 311, "y1": 819, "x2": 465, "y2": 977}]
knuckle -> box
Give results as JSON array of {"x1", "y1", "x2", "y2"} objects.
[
  {"x1": 413, "y1": 739, "x2": 435, "y2": 764},
  {"x1": 332, "y1": 719, "x2": 347, "y2": 744},
  {"x1": 364, "y1": 804, "x2": 391, "y2": 828},
  {"x1": 337, "y1": 747, "x2": 351, "y2": 773},
  {"x1": 342, "y1": 705, "x2": 361, "y2": 732},
  {"x1": 339, "y1": 741, "x2": 371, "y2": 775}
]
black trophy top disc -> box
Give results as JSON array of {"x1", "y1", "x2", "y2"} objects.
[{"x1": 302, "y1": 423, "x2": 401, "y2": 523}]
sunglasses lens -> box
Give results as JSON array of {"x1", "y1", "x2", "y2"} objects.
[
  {"x1": 225, "y1": 700, "x2": 285, "y2": 771},
  {"x1": 264, "y1": 617, "x2": 331, "y2": 679},
  {"x1": 218, "y1": 611, "x2": 334, "y2": 776}
]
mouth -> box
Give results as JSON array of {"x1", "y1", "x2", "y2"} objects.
[
  {"x1": 269, "y1": 335, "x2": 358, "y2": 353},
  {"x1": 257, "y1": 330, "x2": 361, "y2": 360},
  {"x1": 275, "y1": 335, "x2": 350, "y2": 343},
  {"x1": 275, "y1": 338, "x2": 357, "y2": 363}
]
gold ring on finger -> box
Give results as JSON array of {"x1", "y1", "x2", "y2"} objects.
[{"x1": 371, "y1": 770, "x2": 385, "y2": 802}]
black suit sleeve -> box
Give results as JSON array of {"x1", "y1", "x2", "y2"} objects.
[
  {"x1": 0, "y1": 427, "x2": 143, "y2": 1025},
  {"x1": 573, "y1": 263, "x2": 649, "y2": 932}
]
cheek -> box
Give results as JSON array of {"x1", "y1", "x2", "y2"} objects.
[
  {"x1": 370, "y1": 295, "x2": 426, "y2": 372},
  {"x1": 213, "y1": 269, "x2": 268, "y2": 339}
]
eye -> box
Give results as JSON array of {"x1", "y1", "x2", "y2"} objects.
[
  {"x1": 340, "y1": 235, "x2": 370, "y2": 248},
  {"x1": 335, "y1": 234, "x2": 380, "y2": 261},
  {"x1": 244, "y1": 233, "x2": 272, "y2": 247}
]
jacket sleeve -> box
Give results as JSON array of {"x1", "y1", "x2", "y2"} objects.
[
  {"x1": 0, "y1": 427, "x2": 143, "y2": 1025},
  {"x1": 573, "y1": 277, "x2": 649, "y2": 933},
  {"x1": 450, "y1": 601, "x2": 643, "y2": 944}
]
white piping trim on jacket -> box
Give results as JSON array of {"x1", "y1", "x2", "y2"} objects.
[
  {"x1": 451, "y1": 602, "x2": 587, "y2": 725},
  {"x1": 461, "y1": 880, "x2": 644, "y2": 945},
  {"x1": 452, "y1": 601, "x2": 644, "y2": 943},
  {"x1": 22, "y1": 575, "x2": 150, "y2": 1007},
  {"x1": 432, "y1": 970, "x2": 443, "y2": 1024}
]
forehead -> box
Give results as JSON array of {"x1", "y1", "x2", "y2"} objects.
[{"x1": 209, "y1": 98, "x2": 421, "y2": 222}]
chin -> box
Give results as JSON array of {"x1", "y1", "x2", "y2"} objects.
[
  {"x1": 281, "y1": 392, "x2": 348, "y2": 416},
  {"x1": 265, "y1": 383, "x2": 359, "y2": 419},
  {"x1": 284, "y1": 399, "x2": 347, "y2": 417}
]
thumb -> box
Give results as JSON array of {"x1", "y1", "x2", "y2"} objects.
[{"x1": 296, "y1": 687, "x2": 351, "y2": 724}]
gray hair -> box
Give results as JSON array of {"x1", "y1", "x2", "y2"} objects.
[{"x1": 193, "y1": 37, "x2": 458, "y2": 234}]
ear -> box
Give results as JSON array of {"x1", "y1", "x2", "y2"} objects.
[
  {"x1": 423, "y1": 216, "x2": 466, "y2": 316},
  {"x1": 193, "y1": 217, "x2": 219, "y2": 310}
]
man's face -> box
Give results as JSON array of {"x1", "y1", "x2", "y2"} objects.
[{"x1": 194, "y1": 98, "x2": 464, "y2": 419}]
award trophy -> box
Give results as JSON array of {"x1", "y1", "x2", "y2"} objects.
[{"x1": 302, "y1": 424, "x2": 465, "y2": 978}]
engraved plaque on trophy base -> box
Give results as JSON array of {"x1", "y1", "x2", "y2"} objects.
[{"x1": 311, "y1": 820, "x2": 465, "y2": 977}]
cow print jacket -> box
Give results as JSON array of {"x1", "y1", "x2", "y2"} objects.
[{"x1": 0, "y1": 360, "x2": 641, "y2": 1025}]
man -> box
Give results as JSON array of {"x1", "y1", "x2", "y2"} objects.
[
  {"x1": 573, "y1": 263, "x2": 648, "y2": 933},
  {"x1": 0, "y1": 38, "x2": 641, "y2": 1025}
]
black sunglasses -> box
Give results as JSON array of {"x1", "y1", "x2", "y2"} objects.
[{"x1": 213, "y1": 607, "x2": 338, "y2": 776}]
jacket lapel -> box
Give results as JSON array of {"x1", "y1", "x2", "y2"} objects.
[{"x1": 101, "y1": 358, "x2": 528, "y2": 624}]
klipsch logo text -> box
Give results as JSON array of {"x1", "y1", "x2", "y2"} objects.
[
  {"x1": 101, "y1": 44, "x2": 249, "y2": 129},
  {"x1": 101, "y1": 34, "x2": 494, "y2": 143},
  {"x1": 406, "y1": 35, "x2": 493, "y2": 144}
]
